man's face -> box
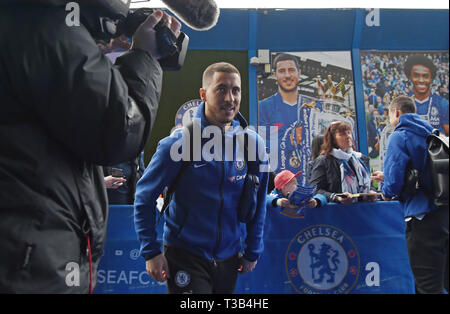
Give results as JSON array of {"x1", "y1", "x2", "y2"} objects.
[
  {"x1": 200, "y1": 72, "x2": 241, "y2": 128},
  {"x1": 274, "y1": 60, "x2": 300, "y2": 93},
  {"x1": 409, "y1": 64, "x2": 432, "y2": 96}
]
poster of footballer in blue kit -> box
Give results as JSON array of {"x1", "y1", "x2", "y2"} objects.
[
  {"x1": 257, "y1": 51, "x2": 357, "y2": 185},
  {"x1": 361, "y1": 51, "x2": 449, "y2": 173}
]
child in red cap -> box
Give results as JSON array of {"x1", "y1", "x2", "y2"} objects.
[{"x1": 267, "y1": 170, "x2": 327, "y2": 211}]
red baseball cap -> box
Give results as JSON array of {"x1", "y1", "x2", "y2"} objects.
[{"x1": 274, "y1": 170, "x2": 301, "y2": 190}]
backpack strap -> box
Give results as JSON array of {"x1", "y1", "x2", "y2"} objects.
[
  {"x1": 157, "y1": 123, "x2": 194, "y2": 224},
  {"x1": 240, "y1": 130, "x2": 259, "y2": 175}
]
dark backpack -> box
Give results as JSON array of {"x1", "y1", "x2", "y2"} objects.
[
  {"x1": 402, "y1": 129, "x2": 449, "y2": 208},
  {"x1": 426, "y1": 129, "x2": 449, "y2": 207}
]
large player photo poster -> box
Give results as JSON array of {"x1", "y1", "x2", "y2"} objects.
[
  {"x1": 360, "y1": 51, "x2": 449, "y2": 173},
  {"x1": 257, "y1": 51, "x2": 357, "y2": 186}
]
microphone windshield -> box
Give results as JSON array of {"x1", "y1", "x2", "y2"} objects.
[{"x1": 162, "y1": 0, "x2": 220, "y2": 31}]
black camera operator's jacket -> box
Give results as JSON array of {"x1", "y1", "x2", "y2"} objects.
[{"x1": 0, "y1": 3, "x2": 162, "y2": 293}]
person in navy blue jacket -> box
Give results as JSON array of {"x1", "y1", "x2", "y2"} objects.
[
  {"x1": 134, "y1": 62, "x2": 269, "y2": 294},
  {"x1": 371, "y1": 96, "x2": 449, "y2": 294}
]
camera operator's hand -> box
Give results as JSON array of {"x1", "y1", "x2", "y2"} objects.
[
  {"x1": 131, "y1": 10, "x2": 181, "y2": 60},
  {"x1": 98, "y1": 35, "x2": 131, "y2": 54},
  {"x1": 109, "y1": 35, "x2": 132, "y2": 52}
]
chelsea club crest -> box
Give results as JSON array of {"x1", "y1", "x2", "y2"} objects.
[
  {"x1": 174, "y1": 99, "x2": 203, "y2": 128},
  {"x1": 285, "y1": 224, "x2": 360, "y2": 294},
  {"x1": 175, "y1": 270, "x2": 191, "y2": 288},
  {"x1": 235, "y1": 159, "x2": 245, "y2": 171}
]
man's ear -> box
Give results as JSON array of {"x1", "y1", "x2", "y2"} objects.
[{"x1": 199, "y1": 88, "x2": 206, "y2": 102}]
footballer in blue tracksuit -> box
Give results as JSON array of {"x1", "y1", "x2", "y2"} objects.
[
  {"x1": 372, "y1": 96, "x2": 448, "y2": 294},
  {"x1": 134, "y1": 63, "x2": 269, "y2": 294}
]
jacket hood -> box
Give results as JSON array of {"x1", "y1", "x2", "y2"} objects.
[
  {"x1": 194, "y1": 102, "x2": 249, "y2": 129},
  {"x1": 395, "y1": 113, "x2": 434, "y2": 137}
]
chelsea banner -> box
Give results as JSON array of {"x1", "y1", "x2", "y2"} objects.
[
  {"x1": 236, "y1": 201, "x2": 414, "y2": 294},
  {"x1": 96, "y1": 202, "x2": 414, "y2": 294}
]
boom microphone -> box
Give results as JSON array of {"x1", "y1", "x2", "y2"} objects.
[{"x1": 162, "y1": 0, "x2": 220, "y2": 31}]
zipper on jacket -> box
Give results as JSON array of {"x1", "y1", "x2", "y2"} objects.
[
  {"x1": 21, "y1": 244, "x2": 35, "y2": 270},
  {"x1": 212, "y1": 131, "x2": 226, "y2": 261},
  {"x1": 213, "y1": 160, "x2": 225, "y2": 260}
]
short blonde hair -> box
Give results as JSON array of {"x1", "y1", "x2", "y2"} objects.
[{"x1": 202, "y1": 62, "x2": 240, "y2": 89}]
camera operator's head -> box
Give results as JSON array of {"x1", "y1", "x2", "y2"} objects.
[
  {"x1": 80, "y1": 0, "x2": 220, "y2": 31},
  {"x1": 10, "y1": 0, "x2": 217, "y2": 71}
]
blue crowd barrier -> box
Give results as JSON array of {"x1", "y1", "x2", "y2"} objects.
[{"x1": 95, "y1": 201, "x2": 414, "y2": 294}]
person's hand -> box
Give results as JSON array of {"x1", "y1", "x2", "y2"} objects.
[
  {"x1": 109, "y1": 35, "x2": 132, "y2": 51},
  {"x1": 238, "y1": 256, "x2": 257, "y2": 274},
  {"x1": 276, "y1": 198, "x2": 297, "y2": 209},
  {"x1": 381, "y1": 193, "x2": 393, "y2": 201},
  {"x1": 104, "y1": 175, "x2": 126, "y2": 189},
  {"x1": 370, "y1": 171, "x2": 384, "y2": 182},
  {"x1": 336, "y1": 192, "x2": 353, "y2": 205},
  {"x1": 306, "y1": 198, "x2": 318, "y2": 208},
  {"x1": 131, "y1": 10, "x2": 182, "y2": 59},
  {"x1": 364, "y1": 190, "x2": 379, "y2": 202},
  {"x1": 145, "y1": 253, "x2": 170, "y2": 282},
  {"x1": 98, "y1": 35, "x2": 131, "y2": 54}
]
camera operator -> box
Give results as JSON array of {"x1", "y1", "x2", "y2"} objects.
[{"x1": 0, "y1": 1, "x2": 181, "y2": 293}]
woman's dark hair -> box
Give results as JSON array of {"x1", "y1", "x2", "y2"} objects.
[
  {"x1": 321, "y1": 121, "x2": 355, "y2": 156},
  {"x1": 310, "y1": 135, "x2": 324, "y2": 161}
]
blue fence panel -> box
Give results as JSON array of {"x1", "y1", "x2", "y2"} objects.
[{"x1": 96, "y1": 201, "x2": 414, "y2": 294}]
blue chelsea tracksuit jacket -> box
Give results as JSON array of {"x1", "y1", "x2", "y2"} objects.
[
  {"x1": 134, "y1": 102, "x2": 269, "y2": 263},
  {"x1": 382, "y1": 113, "x2": 437, "y2": 218}
]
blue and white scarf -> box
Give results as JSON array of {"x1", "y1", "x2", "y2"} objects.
[{"x1": 331, "y1": 148, "x2": 371, "y2": 195}]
